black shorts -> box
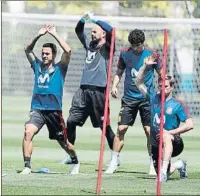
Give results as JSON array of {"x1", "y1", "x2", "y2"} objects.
[
  {"x1": 67, "y1": 85, "x2": 110, "y2": 128},
  {"x1": 25, "y1": 110, "x2": 66, "y2": 141},
  {"x1": 67, "y1": 85, "x2": 109, "y2": 128},
  {"x1": 152, "y1": 135, "x2": 184, "y2": 174},
  {"x1": 118, "y1": 97, "x2": 150, "y2": 126}
]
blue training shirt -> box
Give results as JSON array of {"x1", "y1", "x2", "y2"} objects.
[
  {"x1": 30, "y1": 58, "x2": 68, "y2": 111},
  {"x1": 118, "y1": 47, "x2": 161, "y2": 100},
  {"x1": 149, "y1": 92, "x2": 191, "y2": 147}
]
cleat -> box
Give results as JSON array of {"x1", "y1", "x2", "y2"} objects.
[
  {"x1": 59, "y1": 155, "x2": 72, "y2": 164},
  {"x1": 105, "y1": 161, "x2": 118, "y2": 174},
  {"x1": 69, "y1": 163, "x2": 80, "y2": 175},
  {"x1": 20, "y1": 167, "x2": 31, "y2": 175},
  {"x1": 178, "y1": 159, "x2": 188, "y2": 179}
]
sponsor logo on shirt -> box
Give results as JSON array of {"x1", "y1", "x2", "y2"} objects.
[
  {"x1": 38, "y1": 73, "x2": 50, "y2": 88},
  {"x1": 85, "y1": 51, "x2": 97, "y2": 64}
]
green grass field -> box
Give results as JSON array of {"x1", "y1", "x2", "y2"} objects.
[{"x1": 2, "y1": 96, "x2": 200, "y2": 195}]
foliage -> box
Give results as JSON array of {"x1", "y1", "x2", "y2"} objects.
[{"x1": 192, "y1": 0, "x2": 200, "y2": 18}]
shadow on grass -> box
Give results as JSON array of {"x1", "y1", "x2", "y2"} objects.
[
  {"x1": 137, "y1": 176, "x2": 181, "y2": 181},
  {"x1": 116, "y1": 170, "x2": 147, "y2": 174},
  {"x1": 80, "y1": 189, "x2": 96, "y2": 195},
  {"x1": 95, "y1": 168, "x2": 147, "y2": 174}
]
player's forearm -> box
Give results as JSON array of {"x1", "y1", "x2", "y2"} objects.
[
  {"x1": 136, "y1": 64, "x2": 148, "y2": 94},
  {"x1": 24, "y1": 33, "x2": 42, "y2": 52},
  {"x1": 113, "y1": 68, "x2": 124, "y2": 88},
  {"x1": 112, "y1": 75, "x2": 121, "y2": 88},
  {"x1": 156, "y1": 66, "x2": 163, "y2": 78},
  {"x1": 75, "y1": 20, "x2": 85, "y2": 39},
  {"x1": 75, "y1": 20, "x2": 87, "y2": 48},
  {"x1": 50, "y1": 32, "x2": 71, "y2": 55},
  {"x1": 168, "y1": 118, "x2": 194, "y2": 135}
]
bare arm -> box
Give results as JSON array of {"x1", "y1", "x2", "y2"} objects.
[
  {"x1": 136, "y1": 55, "x2": 158, "y2": 98},
  {"x1": 167, "y1": 118, "x2": 193, "y2": 135},
  {"x1": 136, "y1": 64, "x2": 149, "y2": 97},
  {"x1": 113, "y1": 68, "x2": 124, "y2": 88},
  {"x1": 154, "y1": 52, "x2": 163, "y2": 79},
  {"x1": 111, "y1": 55, "x2": 125, "y2": 98},
  {"x1": 47, "y1": 25, "x2": 71, "y2": 66},
  {"x1": 24, "y1": 25, "x2": 48, "y2": 64}
]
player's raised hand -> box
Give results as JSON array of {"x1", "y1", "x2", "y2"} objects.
[
  {"x1": 38, "y1": 25, "x2": 48, "y2": 36},
  {"x1": 81, "y1": 11, "x2": 94, "y2": 22},
  {"x1": 144, "y1": 53, "x2": 158, "y2": 66},
  {"x1": 47, "y1": 24, "x2": 56, "y2": 35},
  {"x1": 111, "y1": 86, "x2": 118, "y2": 98}
]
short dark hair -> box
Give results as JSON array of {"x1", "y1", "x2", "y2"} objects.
[
  {"x1": 158, "y1": 75, "x2": 175, "y2": 87},
  {"x1": 42, "y1": 43, "x2": 57, "y2": 56},
  {"x1": 128, "y1": 29, "x2": 145, "y2": 45}
]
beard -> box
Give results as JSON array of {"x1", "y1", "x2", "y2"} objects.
[{"x1": 89, "y1": 39, "x2": 101, "y2": 50}]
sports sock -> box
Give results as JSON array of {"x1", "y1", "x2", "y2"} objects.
[
  {"x1": 70, "y1": 155, "x2": 78, "y2": 164},
  {"x1": 24, "y1": 157, "x2": 31, "y2": 168},
  {"x1": 111, "y1": 151, "x2": 119, "y2": 165},
  {"x1": 162, "y1": 160, "x2": 169, "y2": 174}
]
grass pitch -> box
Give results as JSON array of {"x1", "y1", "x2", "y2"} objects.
[{"x1": 2, "y1": 96, "x2": 200, "y2": 195}]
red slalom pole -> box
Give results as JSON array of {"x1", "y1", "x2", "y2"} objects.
[
  {"x1": 96, "y1": 28, "x2": 116, "y2": 195},
  {"x1": 157, "y1": 29, "x2": 168, "y2": 196}
]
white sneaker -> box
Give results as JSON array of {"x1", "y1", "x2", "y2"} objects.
[
  {"x1": 105, "y1": 159, "x2": 119, "y2": 174},
  {"x1": 59, "y1": 155, "x2": 72, "y2": 164},
  {"x1": 149, "y1": 161, "x2": 157, "y2": 176},
  {"x1": 178, "y1": 159, "x2": 188, "y2": 179},
  {"x1": 69, "y1": 163, "x2": 80, "y2": 175},
  {"x1": 20, "y1": 167, "x2": 31, "y2": 175}
]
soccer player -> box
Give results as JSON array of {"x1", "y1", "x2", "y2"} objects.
[
  {"x1": 20, "y1": 24, "x2": 72, "y2": 174},
  {"x1": 136, "y1": 55, "x2": 193, "y2": 181},
  {"x1": 105, "y1": 29, "x2": 161, "y2": 174},
  {"x1": 59, "y1": 12, "x2": 116, "y2": 173}
]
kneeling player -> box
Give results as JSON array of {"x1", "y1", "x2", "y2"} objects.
[{"x1": 136, "y1": 55, "x2": 193, "y2": 181}]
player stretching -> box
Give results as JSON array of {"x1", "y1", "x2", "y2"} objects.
[
  {"x1": 136, "y1": 55, "x2": 193, "y2": 181},
  {"x1": 105, "y1": 29, "x2": 161, "y2": 174},
  {"x1": 59, "y1": 12, "x2": 116, "y2": 173},
  {"x1": 20, "y1": 24, "x2": 72, "y2": 174}
]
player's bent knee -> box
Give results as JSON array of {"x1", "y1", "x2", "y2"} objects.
[
  {"x1": 24, "y1": 124, "x2": 38, "y2": 141},
  {"x1": 24, "y1": 130, "x2": 34, "y2": 141},
  {"x1": 118, "y1": 125, "x2": 128, "y2": 135}
]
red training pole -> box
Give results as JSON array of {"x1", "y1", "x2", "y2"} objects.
[
  {"x1": 96, "y1": 28, "x2": 116, "y2": 195},
  {"x1": 157, "y1": 29, "x2": 168, "y2": 196}
]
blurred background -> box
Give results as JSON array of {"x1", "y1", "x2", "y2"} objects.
[
  {"x1": 2, "y1": 3, "x2": 200, "y2": 195},
  {"x1": 2, "y1": 1, "x2": 200, "y2": 17},
  {"x1": 2, "y1": 1, "x2": 200, "y2": 117}
]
